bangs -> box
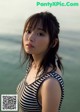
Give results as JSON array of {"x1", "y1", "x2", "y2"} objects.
[{"x1": 25, "y1": 13, "x2": 49, "y2": 32}]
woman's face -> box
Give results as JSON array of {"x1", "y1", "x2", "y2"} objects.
[{"x1": 23, "y1": 21, "x2": 50, "y2": 56}]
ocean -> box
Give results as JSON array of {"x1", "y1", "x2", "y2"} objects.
[{"x1": 0, "y1": 31, "x2": 80, "y2": 112}]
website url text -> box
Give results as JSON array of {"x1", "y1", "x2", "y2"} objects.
[{"x1": 36, "y1": 1, "x2": 79, "y2": 7}]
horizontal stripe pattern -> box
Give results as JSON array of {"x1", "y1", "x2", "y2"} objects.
[{"x1": 16, "y1": 70, "x2": 64, "y2": 112}]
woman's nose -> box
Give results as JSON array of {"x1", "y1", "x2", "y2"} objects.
[{"x1": 28, "y1": 32, "x2": 35, "y2": 41}]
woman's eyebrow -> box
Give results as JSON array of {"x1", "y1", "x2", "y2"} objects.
[{"x1": 37, "y1": 28, "x2": 46, "y2": 32}]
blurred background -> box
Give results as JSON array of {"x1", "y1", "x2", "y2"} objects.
[{"x1": 0, "y1": 0, "x2": 80, "y2": 112}]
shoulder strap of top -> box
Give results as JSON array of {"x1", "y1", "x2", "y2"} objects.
[
  {"x1": 36, "y1": 71, "x2": 64, "y2": 110},
  {"x1": 36, "y1": 71, "x2": 64, "y2": 97}
]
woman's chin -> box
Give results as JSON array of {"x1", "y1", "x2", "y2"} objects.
[{"x1": 25, "y1": 49, "x2": 33, "y2": 54}]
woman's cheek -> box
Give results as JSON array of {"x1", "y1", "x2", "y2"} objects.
[{"x1": 36, "y1": 38, "x2": 49, "y2": 51}]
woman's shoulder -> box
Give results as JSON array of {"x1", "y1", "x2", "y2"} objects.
[
  {"x1": 46, "y1": 64, "x2": 62, "y2": 78},
  {"x1": 40, "y1": 65, "x2": 64, "y2": 91}
]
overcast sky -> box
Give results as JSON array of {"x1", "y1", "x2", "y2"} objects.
[{"x1": 0, "y1": 0, "x2": 80, "y2": 35}]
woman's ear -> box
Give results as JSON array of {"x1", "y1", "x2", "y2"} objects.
[{"x1": 52, "y1": 38, "x2": 58, "y2": 48}]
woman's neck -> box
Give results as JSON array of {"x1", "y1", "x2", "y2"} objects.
[{"x1": 32, "y1": 54, "x2": 44, "y2": 69}]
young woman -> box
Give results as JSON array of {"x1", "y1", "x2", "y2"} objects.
[{"x1": 16, "y1": 11, "x2": 64, "y2": 112}]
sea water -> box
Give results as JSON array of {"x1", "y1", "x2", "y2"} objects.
[{"x1": 0, "y1": 31, "x2": 80, "y2": 112}]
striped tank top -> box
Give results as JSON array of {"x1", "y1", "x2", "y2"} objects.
[{"x1": 16, "y1": 68, "x2": 64, "y2": 112}]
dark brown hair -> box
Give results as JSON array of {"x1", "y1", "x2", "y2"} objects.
[{"x1": 20, "y1": 11, "x2": 63, "y2": 78}]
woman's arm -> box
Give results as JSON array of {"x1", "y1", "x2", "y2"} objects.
[{"x1": 41, "y1": 77, "x2": 61, "y2": 112}]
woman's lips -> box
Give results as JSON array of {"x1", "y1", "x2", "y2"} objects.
[{"x1": 26, "y1": 44, "x2": 34, "y2": 48}]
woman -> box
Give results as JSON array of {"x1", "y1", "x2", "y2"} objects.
[{"x1": 16, "y1": 11, "x2": 64, "y2": 112}]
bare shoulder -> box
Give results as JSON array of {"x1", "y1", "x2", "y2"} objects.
[
  {"x1": 41, "y1": 75, "x2": 61, "y2": 93},
  {"x1": 39, "y1": 65, "x2": 63, "y2": 112},
  {"x1": 41, "y1": 65, "x2": 62, "y2": 92},
  {"x1": 47, "y1": 64, "x2": 62, "y2": 77},
  {"x1": 40, "y1": 74, "x2": 61, "y2": 112}
]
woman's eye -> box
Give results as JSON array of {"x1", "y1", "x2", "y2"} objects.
[
  {"x1": 38, "y1": 32, "x2": 44, "y2": 36},
  {"x1": 25, "y1": 30, "x2": 31, "y2": 34}
]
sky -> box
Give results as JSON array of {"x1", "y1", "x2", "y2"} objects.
[{"x1": 0, "y1": 0, "x2": 80, "y2": 35}]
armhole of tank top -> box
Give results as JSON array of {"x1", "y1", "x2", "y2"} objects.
[
  {"x1": 36, "y1": 75, "x2": 54, "y2": 107},
  {"x1": 36, "y1": 73, "x2": 64, "y2": 108}
]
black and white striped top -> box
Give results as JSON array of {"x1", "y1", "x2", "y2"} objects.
[{"x1": 16, "y1": 69, "x2": 64, "y2": 112}]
